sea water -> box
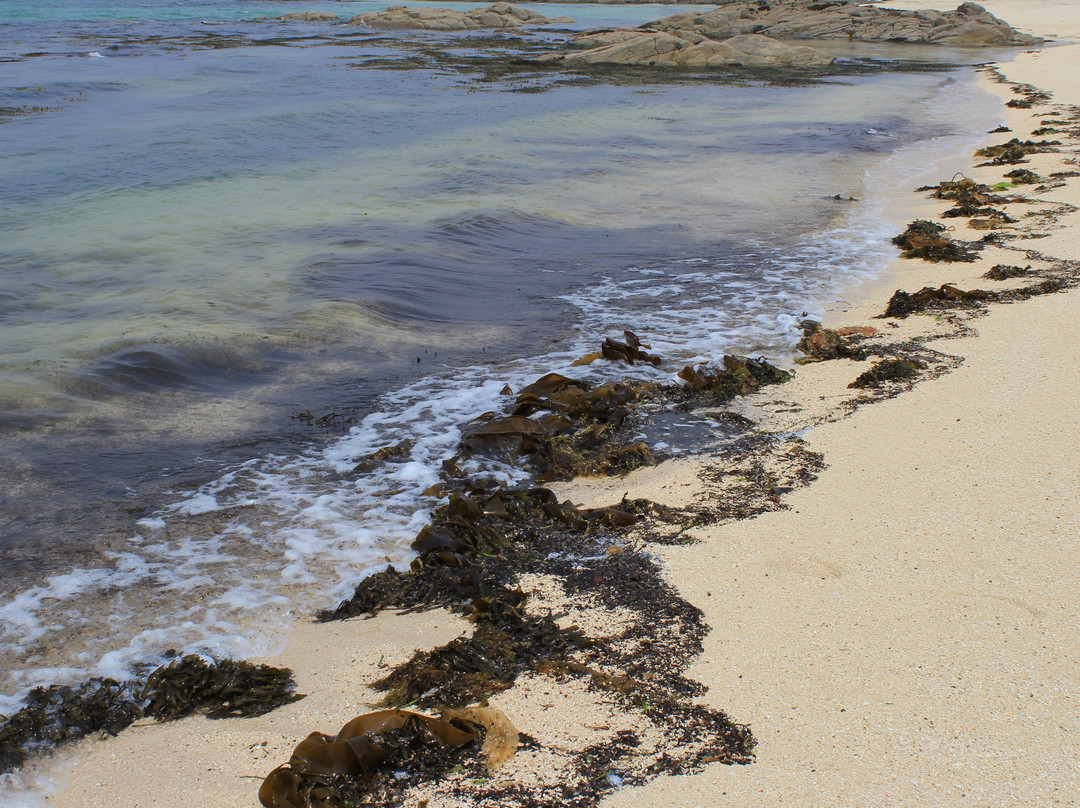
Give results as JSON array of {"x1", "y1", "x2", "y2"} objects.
[{"x1": 0, "y1": 0, "x2": 1004, "y2": 742}]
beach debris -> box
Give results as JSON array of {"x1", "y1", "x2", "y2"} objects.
[
  {"x1": 677, "y1": 355, "x2": 791, "y2": 401},
  {"x1": 371, "y1": 592, "x2": 591, "y2": 709},
  {"x1": 1005, "y1": 84, "x2": 1051, "y2": 108},
  {"x1": 795, "y1": 321, "x2": 868, "y2": 364},
  {"x1": 350, "y1": 441, "x2": 413, "y2": 473},
  {"x1": 882, "y1": 284, "x2": 994, "y2": 319},
  {"x1": 891, "y1": 220, "x2": 981, "y2": 263},
  {"x1": 848, "y1": 358, "x2": 928, "y2": 389},
  {"x1": 1004, "y1": 168, "x2": 1043, "y2": 185},
  {"x1": 988, "y1": 125, "x2": 1011, "y2": 133},
  {"x1": 600, "y1": 330, "x2": 662, "y2": 366},
  {"x1": 140, "y1": 655, "x2": 303, "y2": 721},
  {"x1": 975, "y1": 137, "x2": 1061, "y2": 166},
  {"x1": 444, "y1": 706, "x2": 519, "y2": 771},
  {"x1": 451, "y1": 371, "x2": 661, "y2": 480},
  {"x1": 983, "y1": 264, "x2": 1032, "y2": 280},
  {"x1": 0, "y1": 656, "x2": 302, "y2": 773},
  {"x1": 259, "y1": 709, "x2": 478, "y2": 808},
  {"x1": 312, "y1": 471, "x2": 757, "y2": 807}
]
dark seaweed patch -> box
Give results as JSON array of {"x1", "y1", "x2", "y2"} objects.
[
  {"x1": 983, "y1": 264, "x2": 1031, "y2": 280},
  {"x1": 881, "y1": 284, "x2": 993, "y2": 318},
  {"x1": 891, "y1": 220, "x2": 981, "y2": 262},
  {"x1": 794, "y1": 321, "x2": 868, "y2": 363},
  {"x1": 975, "y1": 138, "x2": 1061, "y2": 166},
  {"x1": 848, "y1": 358, "x2": 928, "y2": 389},
  {"x1": 0, "y1": 656, "x2": 301, "y2": 773},
  {"x1": 1004, "y1": 168, "x2": 1042, "y2": 185}
]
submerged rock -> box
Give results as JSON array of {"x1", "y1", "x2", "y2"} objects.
[
  {"x1": 541, "y1": 31, "x2": 835, "y2": 68},
  {"x1": 350, "y1": 2, "x2": 566, "y2": 31},
  {"x1": 647, "y1": 1, "x2": 1041, "y2": 47},
  {"x1": 277, "y1": 11, "x2": 339, "y2": 21}
]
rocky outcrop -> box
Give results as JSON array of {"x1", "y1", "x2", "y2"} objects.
[
  {"x1": 277, "y1": 12, "x2": 340, "y2": 21},
  {"x1": 540, "y1": 31, "x2": 835, "y2": 67},
  {"x1": 349, "y1": 2, "x2": 571, "y2": 31},
  {"x1": 649, "y1": 1, "x2": 1041, "y2": 47}
]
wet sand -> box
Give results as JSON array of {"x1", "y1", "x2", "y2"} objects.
[{"x1": 40, "y1": 2, "x2": 1080, "y2": 806}]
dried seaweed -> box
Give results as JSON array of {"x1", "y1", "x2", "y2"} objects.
[
  {"x1": 891, "y1": 220, "x2": 981, "y2": 262},
  {"x1": 881, "y1": 284, "x2": 993, "y2": 318},
  {"x1": 983, "y1": 264, "x2": 1031, "y2": 281},
  {"x1": 794, "y1": 320, "x2": 868, "y2": 363},
  {"x1": 974, "y1": 138, "x2": 1061, "y2": 166},
  {"x1": 0, "y1": 656, "x2": 301, "y2": 773},
  {"x1": 848, "y1": 358, "x2": 928, "y2": 389},
  {"x1": 676, "y1": 355, "x2": 791, "y2": 402},
  {"x1": 1004, "y1": 168, "x2": 1042, "y2": 185}
]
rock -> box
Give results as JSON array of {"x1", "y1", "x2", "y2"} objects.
[
  {"x1": 350, "y1": 2, "x2": 565, "y2": 30},
  {"x1": 541, "y1": 31, "x2": 835, "y2": 68},
  {"x1": 278, "y1": 12, "x2": 339, "y2": 21},
  {"x1": 648, "y1": 1, "x2": 1041, "y2": 47}
]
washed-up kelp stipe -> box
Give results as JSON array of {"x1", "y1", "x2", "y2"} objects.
[
  {"x1": 795, "y1": 320, "x2": 869, "y2": 364},
  {"x1": 848, "y1": 358, "x2": 928, "y2": 389},
  {"x1": 0, "y1": 656, "x2": 301, "y2": 773},
  {"x1": 677, "y1": 355, "x2": 791, "y2": 401},
  {"x1": 891, "y1": 220, "x2": 981, "y2": 262},
  {"x1": 882, "y1": 284, "x2": 994, "y2": 319},
  {"x1": 974, "y1": 138, "x2": 1061, "y2": 166},
  {"x1": 259, "y1": 709, "x2": 480, "y2": 808}
]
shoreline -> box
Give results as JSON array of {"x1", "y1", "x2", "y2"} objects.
[{"x1": 10, "y1": 3, "x2": 1078, "y2": 806}]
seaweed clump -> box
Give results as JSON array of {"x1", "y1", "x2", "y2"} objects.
[
  {"x1": 574, "y1": 330, "x2": 662, "y2": 366},
  {"x1": 676, "y1": 355, "x2": 791, "y2": 401},
  {"x1": 891, "y1": 220, "x2": 980, "y2": 262},
  {"x1": 1004, "y1": 168, "x2": 1042, "y2": 185},
  {"x1": 848, "y1": 358, "x2": 928, "y2": 389},
  {"x1": 0, "y1": 656, "x2": 302, "y2": 773},
  {"x1": 456, "y1": 373, "x2": 657, "y2": 480},
  {"x1": 794, "y1": 321, "x2": 870, "y2": 363},
  {"x1": 975, "y1": 138, "x2": 1061, "y2": 166},
  {"x1": 983, "y1": 264, "x2": 1031, "y2": 281},
  {"x1": 882, "y1": 284, "x2": 994, "y2": 318}
]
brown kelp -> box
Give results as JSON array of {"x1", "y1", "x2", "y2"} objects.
[
  {"x1": 259, "y1": 709, "x2": 483, "y2": 808},
  {"x1": 848, "y1": 358, "x2": 928, "y2": 389},
  {"x1": 983, "y1": 264, "x2": 1031, "y2": 281},
  {"x1": 794, "y1": 320, "x2": 869, "y2": 364},
  {"x1": 891, "y1": 220, "x2": 981, "y2": 262},
  {"x1": 974, "y1": 138, "x2": 1061, "y2": 166},
  {"x1": 882, "y1": 284, "x2": 994, "y2": 319}
]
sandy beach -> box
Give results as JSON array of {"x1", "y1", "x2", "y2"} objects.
[{"x1": 29, "y1": 2, "x2": 1080, "y2": 806}]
